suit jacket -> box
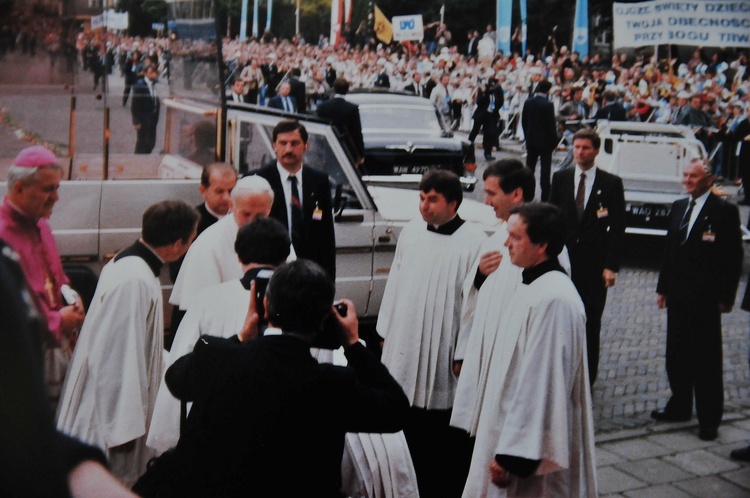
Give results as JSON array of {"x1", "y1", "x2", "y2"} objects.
[
  {"x1": 255, "y1": 164, "x2": 336, "y2": 278},
  {"x1": 657, "y1": 192, "x2": 742, "y2": 305},
  {"x1": 522, "y1": 94, "x2": 558, "y2": 150},
  {"x1": 130, "y1": 78, "x2": 160, "y2": 127},
  {"x1": 472, "y1": 86, "x2": 504, "y2": 120},
  {"x1": 267, "y1": 94, "x2": 298, "y2": 113},
  {"x1": 594, "y1": 102, "x2": 627, "y2": 122},
  {"x1": 160, "y1": 335, "x2": 409, "y2": 497},
  {"x1": 403, "y1": 82, "x2": 428, "y2": 98},
  {"x1": 316, "y1": 96, "x2": 365, "y2": 158},
  {"x1": 288, "y1": 77, "x2": 308, "y2": 113},
  {"x1": 549, "y1": 167, "x2": 626, "y2": 282}
]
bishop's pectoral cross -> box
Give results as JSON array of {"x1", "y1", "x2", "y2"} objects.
[{"x1": 45, "y1": 276, "x2": 57, "y2": 307}]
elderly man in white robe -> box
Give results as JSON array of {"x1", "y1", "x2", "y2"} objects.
[
  {"x1": 56, "y1": 201, "x2": 199, "y2": 487},
  {"x1": 451, "y1": 160, "x2": 535, "y2": 436},
  {"x1": 169, "y1": 175, "x2": 275, "y2": 315},
  {"x1": 378, "y1": 170, "x2": 487, "y2": 498},
  {"x1": 463, "y1": 202, "x2": 597, "y2": 498},
  {"x1": 148, "y1": 217, "x2": 290, "y2": 453}
]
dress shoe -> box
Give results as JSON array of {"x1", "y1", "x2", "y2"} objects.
[
  {"x1": 484, "y1": 154, "x2": 495, "y2": 161},
  {"x1": 730, "y1": 446, "x2": 750, "y2": 461},
  {"x1": 699, "y1": 427, "x2": 718, "y2": 441},
  {"x1": 650, "y1": 408, "x2": 690, "y2": 422}
]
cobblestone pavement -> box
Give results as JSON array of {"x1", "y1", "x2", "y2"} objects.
[{"x1": 4, "y1": 49, "x2": 750, "y2": 496}]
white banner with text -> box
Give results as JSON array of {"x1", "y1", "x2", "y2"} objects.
[{"x1": 613, "y1": 0, "x2": 750, "y2": 48}]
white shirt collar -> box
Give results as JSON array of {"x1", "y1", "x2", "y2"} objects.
[
  {"x1": 575, "y1": 164, "x2": 597, "y2": 181},
  {"x1": 276, "y1": 161, "x2": 302, "y2": 180}
]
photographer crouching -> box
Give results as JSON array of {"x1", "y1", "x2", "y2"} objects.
[{"x1": 152, "y1": 259, "x2": 409, "y2": 497}]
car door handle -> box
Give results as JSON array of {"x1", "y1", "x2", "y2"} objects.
[
  {"x1": 378, "y1": 235, "x2": 391, "y2": 243},
  {"x1": 335, "y1": 213, "x2": 364, "y2": 223}
]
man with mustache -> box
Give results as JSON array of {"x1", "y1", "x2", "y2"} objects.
[{"x1": 253, "y1": 120, "x2": 336, "y2": 279}]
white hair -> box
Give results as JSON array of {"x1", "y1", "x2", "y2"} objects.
[
  {"x1": 6, "y1": 164, "x2": 62, "y2": 190},
  {"x1": 231, "y1": 175, "x2": 275, "y2": 201}
]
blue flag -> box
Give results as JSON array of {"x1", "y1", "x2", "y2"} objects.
[
  {"x1": 520, "y1": 0, "x2": 527, "y2": 55},
  {"x1": 496, "y1": 0, "x2": 512, "y2": 54},
  {"x1": 573, "y1": 0, "x2": 589, "y2": 56},
  {"x1": 266, "y1": 0, "x2": 273, "y2": 32}
]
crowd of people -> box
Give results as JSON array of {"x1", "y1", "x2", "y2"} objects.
[{"x1": 2, "y1": 6, "x2": 750, "y2": 497}]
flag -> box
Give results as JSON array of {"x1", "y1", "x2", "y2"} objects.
[
  {"x1": 496, "y1": 0, "x2": 511, "y2": 54},
  {"x1": 265, "y1": 0, "x2": 273, "y2": 32},
  {"x1": 330, "y1": 0, "x2": 344, "y2": 47},
  {"x1": 240, "y1": 0, "x2": 249, "y2": 40},
  {"x1": 520, "y1": 0, "x2": 527, "y2": 55},
  {"x1": 573, "y1": 0, "x2": 589, "y2": 56},
  {"x1": 374, "y1": 5, "x2": 393, "y2": 44},
  {"x1": 252, "y1": 0, "x2": 259, "y2": 37}
]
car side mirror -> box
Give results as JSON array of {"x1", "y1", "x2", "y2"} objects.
[{"x1": 604, "y1": 138, "x2": 613, "y2": 154}]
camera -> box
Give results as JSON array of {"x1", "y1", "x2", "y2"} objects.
[{"x1": 313, "y1": 301, "x2": 348, "y2": 349}]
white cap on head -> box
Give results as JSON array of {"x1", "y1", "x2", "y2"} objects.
[{"x1": 232, "y1": 175, "x2": 274, "y2": 201}]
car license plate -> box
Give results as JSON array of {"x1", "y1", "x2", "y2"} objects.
[{"x1": 393, "y1": 165, "x2": 437, "y2": 174}]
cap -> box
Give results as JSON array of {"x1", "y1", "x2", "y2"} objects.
[{"x1": 12, "y1": 145, "x2": 58, "y2": 168}]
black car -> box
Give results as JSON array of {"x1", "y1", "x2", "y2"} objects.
[{"x1": 344, "y1": 92, "x2": 476, "y2": 189}]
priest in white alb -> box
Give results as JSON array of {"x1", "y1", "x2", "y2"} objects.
[
  {"x1": 451, "y1": 161, "x2": 570, "y2": 437},
  {"x1": 169, "y1": 175, "x2": 275, "y2": 314},
  {"x1": 451, "y1": 161, "x2": 534, "y2": 435},
  {"x1": 463, "y1": 203, "x2": 596, "y2": 498},
  {"x1": 56, "y1": 201, "x2": 199, "y2": 487},
  {"x1": 378, "y1": 170, "x2": 487, "y2": 498},
  {"x1": 147, "y1": 217, "x2": 290, "y2": 454}
]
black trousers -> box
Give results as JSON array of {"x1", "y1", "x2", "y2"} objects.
[
  {"x1": 571, "y1": 273, "x2": 607, "y2": 386},
  {"x1": 135, "y1": 120, "x2": 158, "y2": 154},
  {"x1": 403, "y1": 407, "x2": 473, "y2": 498},
  {"x1": 469, "y1": 114, "x2": 499, "y2": 154},
  {"x1": 525, "y1": 146, "x2": 553, "y2": 201},
  {"x1": 665, "y1": 301, "x2": 724, "y2": 429}
]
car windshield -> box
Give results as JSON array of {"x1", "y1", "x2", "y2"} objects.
[{"x1": 359, "y1": 105, "x2": 444, "y2": 133}]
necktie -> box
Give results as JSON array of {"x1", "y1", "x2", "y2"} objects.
[
  {"x1": 576, "y1": 173, "x2": 586, "y2": 219},
  {"x1": 289, "y1": 174, "x2": 302, "y2": 237},
  {"x1": 679, "y1": 200, "x2": 696, "y2": 243}
]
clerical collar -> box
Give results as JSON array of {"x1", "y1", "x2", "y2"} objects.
[
  {"x1": 426, "y1": 214, "x2": 464, "y2": 235},
  {"x1": 239, "y1": 266, "x2": 275, "y2": 290},
  {"x1": 204, "y1": 202, "x2": 227, "y2": 220},
  {"x1": 3, "y1": 199, "x2": 36, "y2": 222},
  {"x1": 114, "y1": 240, "x2": 164, "y2": 277},
  {"x1": 521, "y1": 257, "x2": 565, "y2": 285}
]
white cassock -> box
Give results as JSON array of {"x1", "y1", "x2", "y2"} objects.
[
  {"x1": 452, "y1": 225, "x2": 571, "y2": 435},
  {"x1": 169, "y1": 215, "x2": 242, "y2": 311},
  {"x1": 463, "y1": 268, "x2": 597, "y2": 498},
  {"x1": 378, "y1": 218, "x2": 487, "y2": 410},
  {"x1": 56, "y1": 253, "x2": 163, "y2": 487}
]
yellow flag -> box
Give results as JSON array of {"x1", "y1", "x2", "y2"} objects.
[{"x1": 373, "y1": 5, "x2": 393, "y2": 44}]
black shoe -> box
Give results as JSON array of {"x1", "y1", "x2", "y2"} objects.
[
  {"x1": 650, "y1": 408, "x2": 691, "y2": 422},
  {"x1": 484, "y1": 155, "x2": 494, "y2": 161},
  {"x1": 730, "y1": 446, "x2": 750, "y2": 461},
  {"x1": 699, "y1": 427, "x2": 718, "y2": 441}
]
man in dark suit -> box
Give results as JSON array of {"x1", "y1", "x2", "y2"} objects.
[
  {"x1": 130, "y1": 64, "x2": 160, "y2": 154},
  {"x1": 652, "y1": 159, "x2": 742, "y2": 441},
  {"x1": 316, "y1": 78, "x2": 365, "y2": 164},
  {"x1": 593, "y1": 90, "x2": 627, "y2": 122},
  {"x1": 158, "y1": 259, "x2": 409, "y2": 497},
  {"x1": 288, "y1": 68, "x2": 308, "y2": 114},
  {"x1": 466, "y1": 30, "x2": 479, "y2": 60},
  {"x1": 227, "y1": 77, "x2": 251, "y2": 104},
  {"x1": 253, "y1": 120, "x2": 336, "y2": 279},
  {"x1": 468, "y1": 78, "x2": 504, "y2": 160},
  {"x1": 403, "y1": 72, "x2": 428, "y2": 98},
  {"x1": 267, "y1": 81, "x2": 298, "y2": 113},
  {"x1": 549, "y1": 129, "x2": 625, "y2": 386},
  {"x1": 522, "y1": 79, "x2": 558, "y2": 201}
]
